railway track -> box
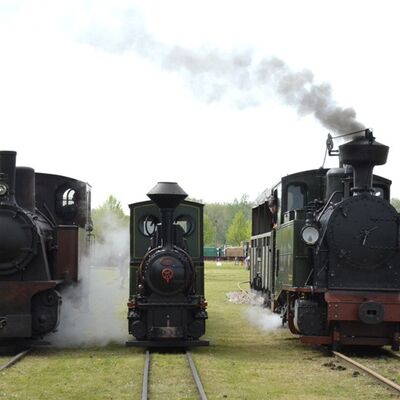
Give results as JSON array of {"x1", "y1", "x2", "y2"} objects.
[
  {"x1": 141, "y1": 350, "x2": 207, "y2": 400},
  {"x1": 0, "y1": 348, "x2": 31, "y2": 372},
  {"x1": 237, "y1": 280, "x2": 250, "y2": 294},
  {"x1": 333, "y1": 350, "x2": 400, "y2": 395},
  {"x1": 384, "y1": 349, "x2": 400, "y2": 359}
]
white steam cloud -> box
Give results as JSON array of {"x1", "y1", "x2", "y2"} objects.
[
  {"x1": 70, "y1": 4, "x2": 364, "y2": 134},
  {"x1": 245, "y1": 306, "x2": 282, "y2": 333},
  {"x1": 227, "y1": 291, "x2": 281, "y2": 333},
  {"x1": 49, "y1": 217, "x2": 130, "y2": 347}
]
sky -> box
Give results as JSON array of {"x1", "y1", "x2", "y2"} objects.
[{"x1": 1, "y1": 0, "x2": 400, "y2": 210}]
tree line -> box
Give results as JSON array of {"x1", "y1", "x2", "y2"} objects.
[
  {"x1": 392, "y1": 198, "x2": 400, "y2": 212},
  {"x1": 202, "y1": 195, "x2": 253, "y2": 246}
]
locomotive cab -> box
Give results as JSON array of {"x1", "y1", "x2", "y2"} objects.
[{"x1": 127, "y1": 182, "x2": 208, "y2": 347}]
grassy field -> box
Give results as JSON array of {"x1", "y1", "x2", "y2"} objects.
[{"x1": 0, "y1": 262, "x2": 398, "y2": 399}]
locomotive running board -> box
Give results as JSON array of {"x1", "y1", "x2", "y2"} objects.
[
  {"x1": 300, "y1": 336, "x2": 332, "y2": 345},
  {"x1": 0, "y1": 339, "x2": 51, "y2": 354},
  {"x1": 126, "y1": 339, "x2": 209, "y2": 348},
  {"x1": 300, "y1": 335, "x2": 393, "y2": 347}
]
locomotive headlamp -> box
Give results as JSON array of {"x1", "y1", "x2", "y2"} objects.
[
  {"x1": 301, "y1": 225, "x2": 320, "y2": 245},
  {"x1": 0, "y1": 183, "x2": 8, "y2": 196}
]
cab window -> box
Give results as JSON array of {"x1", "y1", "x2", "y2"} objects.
[{"x1": 287, "y1": 183, "x2": 307, "y2": 211}]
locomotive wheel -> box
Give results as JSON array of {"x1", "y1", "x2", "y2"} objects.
[
  {"x1": 131, "y1": 320, "x2": 147, "y2": 339},
  {"x1": 42, "y1": 290, "x2": 60, "y2": 307},
  {"x1": 188, "y1": 320, "x2": 204, "y2": 339}
]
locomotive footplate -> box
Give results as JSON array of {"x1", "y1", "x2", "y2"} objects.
[
  {"x1": 300, "y1": 333, "x2": 395, "y2": 347},
  {"x1": 325, "y1": 290, "x2": 400, "y2": 323},
  {"x1": 126, "y1": 339, "x2": 209, "y2": 348},
  {"x1": 299, "y1": 290, "x2": 400, "y2": 348},
  {"x1": 0, "y1": 339, "x2": 51, "y2": 355}
]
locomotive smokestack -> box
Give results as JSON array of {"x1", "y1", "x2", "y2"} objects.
[
  {"x1": 0, "y1": 151, "x2": 17, "y2": 204},
  {"x1": 147, "y1": 182, "x2": 188, "y2": 247},
  {"x1": 339, "y1": 129, "x2": 389, "y2": 194}
]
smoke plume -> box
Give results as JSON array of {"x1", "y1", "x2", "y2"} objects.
[
  {"x1": 49, "y1": 216, "x2": 130, "y2": 347},
  {"x1": 72, "y1": 5, "x2": 364, "y2": 134}
]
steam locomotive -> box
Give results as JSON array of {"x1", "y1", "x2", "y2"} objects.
[
  {"x1": 127, "y1": 182, "x2": 208, "y2": 347},
  {"x1": 250, "y1": 130, "x2": 400, "y2": 350},
  {"x1": 0, "y1": 151, "x2": 92, "y2": 343}
]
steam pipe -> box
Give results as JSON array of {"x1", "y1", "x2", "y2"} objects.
[
  {"x1": 15, "y1": 167, "x2": 35, "y2": 211},
  {"x1": 0, "y1": 151, "x2": 17, "y2": 204},
  {"x1": 352, "y1": 165, "x2": 374, "y2": 193},
  {"x1": 160, "y1": 208, "x2": 175, "y2": 248}
]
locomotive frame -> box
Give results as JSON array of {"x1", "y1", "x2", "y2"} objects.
[{"x1": 250, "y1": 130, "x2": 400, "y2": 350}]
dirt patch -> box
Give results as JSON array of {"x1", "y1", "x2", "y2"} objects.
[
  {"x1": 323, "y1": 361, "x2": 347, "y2": 371},
  {"x1": 226, "y1": 291, "x2": 264, "y2": 305}
]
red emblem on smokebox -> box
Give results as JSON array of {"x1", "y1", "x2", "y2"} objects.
[
  {"x1": 161, "y1": 268, "x2": 174, "y2": 283},
  {"x1": 160, "y1": 258, "x2": 175, "y2": 283}
]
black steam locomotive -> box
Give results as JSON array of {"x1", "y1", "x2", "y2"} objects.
[
  {"x1": 127, "y1": 182, "x2": 208, "y2": 347},
  {"x1": 251, "y1": 130, "x2": 400, "y2": 349},
  {"x1": 0, "y1": 151, "x2": 92, "y2": 343}
]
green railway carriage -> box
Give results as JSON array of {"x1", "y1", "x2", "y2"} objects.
[
  {"x1": 203, "y1": 246, "x2": 225, "y2": 259},
  {"x1": 203, "y1": 244, "x2": 248, "y2": 260},
  {"x1": 203, "y1": 247, "x2": 217, "y2": 258}
]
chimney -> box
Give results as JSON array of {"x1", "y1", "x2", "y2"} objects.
[
  {"x1": 147, "y1": 182, "x2": 188, "y2": 247},
  {"x1": 339, "y1": 129, "x2": 389, "y2": 194}
]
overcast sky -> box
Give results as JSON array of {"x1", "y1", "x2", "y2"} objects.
[{"x1": 1, "y1": 0, "x2": 400, "y2": 210}]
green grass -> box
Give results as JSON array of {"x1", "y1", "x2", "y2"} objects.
[
  {"x1": 341, "y1": 348, "x2": 400, "y2": 386},
  {"x1": 148, "y1": 352, "x2": 199, "y2": 399},
  {"x1": 0, "y1": 262, "x2": 397, "y2": 399},
  {"x1": 0, "y1": 346, "x2": 143, "y2": 400},
  {"x1": 191, "y1": 262, "x2": 397, "y2": 400}
]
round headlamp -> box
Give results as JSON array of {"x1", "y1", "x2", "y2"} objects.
[
  {"x1": 301, "y1": 225, "x2": 320, "y2": 245},
  {"x1": 0, "y1": 183, "x2": 8, "y2": 196}
]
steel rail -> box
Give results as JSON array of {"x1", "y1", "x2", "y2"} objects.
[
  {"x1": 237, "y1": 280, "x2": 250, "y2": 294},
  {"x1": 186, "y1": 351, "x2": 208, "y2": 400},
  {"x1": 333, "y1": 351, "x2": 400, "y2": 394},
  {"x1": 383, "y1": 349, "x2": 400, "y2": 359},
  {"x1": 141, "y1": 350, "x2": 150, "y2": 400},
  {"x1": 0, "y1": 348, "x2": 31, "y2": 372},
  {"x1": 141, "y1": 350, "x2": 207, "y2": 400}
]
